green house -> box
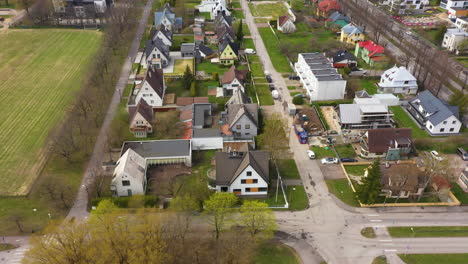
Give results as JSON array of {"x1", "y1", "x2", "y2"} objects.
[{"x1": 354, "y1": 41, "x2": 385, "y2": 67}]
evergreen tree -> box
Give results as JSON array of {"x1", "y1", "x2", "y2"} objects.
[
  {"x1": 357, "y1": 159, "x2": 382, "y2": 204},
  {"x1": 182, "y1": 65, "x2": 194, "y2": 90},
  {"x1": 237, "y1": 20, "x2": 244, "y2": 43}
]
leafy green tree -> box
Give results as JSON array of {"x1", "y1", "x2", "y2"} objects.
[
  {"x1": 189, "y1": 81, "x2": 196, "y2": 97},
  {"x1": 257, "y1": 114, "x2": 289, "y2": 160},
  {"x1": 449, "y1": 89, "x2": 468, "y2": 117},
  {"x1": 292, "y1": 96, "x2": 304, "y2": 105},
  {"x1": 237, "y1": 20, "x2": 244, "y2": 42},
  {"x1": 434, "y1": 25, "x2": 447, "y2": 46},
  {"x1": 357, "y1": 159, "x2": 382, "y2": 204},
  {"x1": 291, "y1": 0, "x2": 304, "y2": 11},
  {"x1": 240, "y1": 200, "x2": 277, "y2": 239},
  {"x1": 204, "y1": 192, "x2": 238, "y2": 239},
  {"x1": 182, "y1": 65, "x2": 194, "y2": 90},
  {"x1": 212, "y1": 72, "x2": 219, "y2": 82}
]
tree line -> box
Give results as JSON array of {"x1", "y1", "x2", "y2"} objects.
[{"x1": 23, "y1": 193, "x2": 277, "y2": 264}]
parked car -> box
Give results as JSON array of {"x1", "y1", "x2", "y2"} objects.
[
  {"x1": 328, "y1": 130, "x2": 338, "y2": 135},
  {"x1": 307, "y1": 150, "x2": 316, "y2": 159},
  {"x1": 271, "y1": 90, "x2": 280, "y2": 100},
  {"x1": 0, "y1": 17, "x2": 4, "y2": 22},
  {"x1": 321, "y1": 157, "x2": 339, "y2": 164},
  {"x1": 288, "y1": 75, "x2": 300, "y2": 80},
  {"x1": 340, "y1": 158, "x2": 357, "y2": 163},
  {"x1": 294, "y1": 93, "x2": 305, "y2": 98},
  {"x1": 266, "y1": 75, "x2": 273, "y2": 83},
  {"x1": 245, "y1": 48, "x2": 256, "y2": 55},
  {"x1": 430, "y1": 150, "x2": 443, "y2": 161},
  {"x1": 269, "y1": 84, "x2": 275, "y2": 91},
  {"x1": 457, "y1": 148, "x2": 468, "y2": 161}
]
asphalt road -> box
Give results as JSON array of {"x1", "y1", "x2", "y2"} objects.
[{"x1": 240, "y1": 1, "x2": 468, "y2": 263}]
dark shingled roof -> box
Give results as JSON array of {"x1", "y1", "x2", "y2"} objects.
[
  {"x1": 215, "y1": 151, "x2": 270, "y2": 185},
  {"x1": 332, "y1": 50, "x2": 357, "y2": 63},
  {"x1": 411, "y1": 90, "x2": 460, "y2": 126},
  {"x1": 227, "y1": 104, "x2": 258, "y2": 128},
  {"x1": 145, "y1": 67, "x2": 165, "y2": 99},
  {"x1": 121, "y1": 139, "x2": 191, "y2": 158},
  {"x1": 197, "y1": 44, "x2": 214, "y2": 57},
  {"x1": 129, "y1": 99, "x2": 154, "y2": 124},
  {"x1": 366, "y1": 128, "x2": 412, "y2": 153},
  {"x1": 219, "y1": 41, "x2": 239, "y2": 56}
]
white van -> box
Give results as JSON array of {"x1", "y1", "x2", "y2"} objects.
[{"x1": 245, "y1": 49, "x2": 256, "y2": 54}]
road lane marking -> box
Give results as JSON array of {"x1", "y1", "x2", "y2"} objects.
[
  {"x1": 383, "y1": 243, "x2": 394, "y2": 246},
  {"x1": 379, "y1": 240, "x2": 392, "y2": 242},
  {"x1": 368, "y1": 214, "x2": 380, "y2": 217},
  {"x1": 370, "y1": 219, "x2": 382, "y2": 222},
  {"x1": 384, "y1": 249, "x2": 397, "y2": 252}
]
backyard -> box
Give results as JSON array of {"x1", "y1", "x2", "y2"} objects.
[
  {"x1": 276, "y1": 159, "x2": 301, "y2": 179},
  {"x1": 0, "y1": 29, "x2": 102, "y2": 196},
  {"x1": 389, "y1": 106, "x2": 429, "y2": 138},
  {"x1": 310, "y1": 146, "x2": 335, "y2": 159},
  {"x1": 359, "y1": 79, "x2": 379, "y2": 95},
  {"x1": 173, "y1": 59, "x2": 194, "y2": 75},
  {"x1": 248, "y1": 2, "x2": 288, "y2": 19},
  {"x1": 344, "y1": 165, "x2": 369, "y2": 176},
  {"x1": 335, "y1": 144, "x2": 357, "y2": 158}
]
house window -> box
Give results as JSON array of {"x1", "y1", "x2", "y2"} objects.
[
  {"x1": 127, "y1": 189, "x2": 132, "y2": 196},
  {"x1": 233, "y1": 189, "x2": 241, "y2": 194},
  {"x1": 443, "y1": 121, "x2": 447, "y2": 124},
  {"x1": 404, "y1": 81, "x2": 409, "y2": 84},
  {"x1": 245, "y1": 124, "x2": 250, "y2": 129},
  {"x1": 221, "y1": 186, "x2": 228, "y2": 192},
  {"x1": 245, "y1": 188, "x2": 251, "y2": 192},
  {"x1": 450, "y1": 128, "x2": 454, "y2": 132},
  {"x1": 253, "y1": 179, "x2": 258, "y2": 183},
  {"x1": 151, "y1": 100, "x2": 154, "y2": 104},
  {"x1": 258, "y1": 187, "x2": 267, "y2": 192},
  {"x1": 452, "y1": 120, "x2": 457, "y2": 124},
  {"x1": 440, "y1": 128, "x2": 445, "y2": 132},
  {"x1": 236, "y1": 125, "x2": 241, "y2": 129},
  {"x1": 429, "y1": 124, "x2": 433, "y2": 129},
  {"x1": 246, "y1": 171, "x2": 252, "y2": 176},
  {"x1": 241, "y1": 179, "x2": 246, "y2": 184},
  {"x1": 122, "y1": 180, "x2": 130, "y2": 186}
]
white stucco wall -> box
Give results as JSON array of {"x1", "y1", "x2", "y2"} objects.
[
  {"x1": 134, "y1": 80, "x2": 163, "y2": 107},
  {"x1": 426, "y1": 115, "x2": 462, "y2": 135},
  {"x1": 228, "y1": 165, "x2": 268, "y2": 196},
  {"x1": 111, "y1": 172, "x2": 146, "y2": 197}
]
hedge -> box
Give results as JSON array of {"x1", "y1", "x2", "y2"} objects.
[{"x1": 91, "y1": 195, "x2": 158, "y2": 208}]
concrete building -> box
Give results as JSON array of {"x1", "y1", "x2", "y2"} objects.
[
  {"x1": 442, "y1": 28, "x2": 468, "y2": 53},
  {"x1": 380, "y1": 0, "x2": 427, "y2": 15},
  {"x1": 455, "y1": 16, "x2": 468, "y2": 29},
  {"x1": 338, "y1": 97, "x2": 395, "y2": 130},
  {"x1": 294, "y1": 53, "x2": 346, "y2": 101},
  {"x1": 407, "y1": 90, "x2": 462, "y2": 135},
  {"x1": 378, "y1": 66, "x2": 418, "y2": 94},
  {"x1": 440, "y1": 0, "x2": 468, "y2": 18},
  {"x1": 215, "y1": 151, "x2": 270, "y2": 197}
]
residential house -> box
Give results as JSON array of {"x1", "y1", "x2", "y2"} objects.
[
  {"x1": 181, "y1": 43, "x2": 196, "y2": 57},
  {"x1": 129, "y1": 99, "x2": 154, "y2": 138},
  {"x1": 355, "y1": 90, "x2": 372, "y2": 98},
  {"x1": 224, "y1": 103, "x2": 259, "y2": 138},
  {"x1": 221, "y1": 65, "x2": 249, "y2": 95},
  {"x1": 211, "y1": 4, "x2": 230, "y2": 20},
  {"x1": 121, "y1": 139, "x2": 192, "y2": 167},
  {"x1": 219, "y1": 41, "x2": 239, "y2": 65},
  {"x1": 406, "y1": 90, "x2": 461, "y2": 135},
  {"x1": 198, "y1": 0, "x2": 222, "y2": 13},
  {"x1": 143, "y1": 37, "x2": 170, "y2": 69},
  {"x1": 215, "y1": 150, "x2": 270, "y2": 197},
  {"x1": 196, "y1": 44, "x2": 215, "y2": 61},
  {"x1": 327, "y1": 11, "x2": 350, "y2": 28},
  {"x1": 455, "y1": 16, "x2": 468, "y2": 29},
  {"x1": 216, "y1": 24, "x2": 236, "y2": 45},
  {"x1": 355, "y1": 41, "x2": 385, "y2": 66},
  {"x1": 317, "y1": 0, "x2": 341, "y2": 17},
  {"x1": 111, "y1": 148, "x2": 147, "y2": 197},
  {"x1": 442, "y1": 28, "x2": 468, "y2": 54},
  {"x1": 360, "y1": 128, "x2": 412, "y2": 160},
  {"x1": 338, "y1": 97, "x2": 395, "y2": 130},
  {"x1": 193, "y1": 27, "x2": 205, "y2": 45},
  {"x1": 214, "y1": 12, "x2": 232, "y2": 28},
  {"x1": 225, "y1": 89, "x2": 252, "y2": 106},
  {"x1": 379, "y1": 164, "x2": 425, "y2": 200},
  {"x1": 332, "y1": 50, "x2": 357, "y2": 68},
  {"x1": 150, "y1": 26, "x2": 173, "y2": 46},
  {"x1": 192, "y1": 104, "x2": 213, "y2": 129},
  {"x1": 378, "y1": 66, "x2": 418, "y2": 94},
  {"x1": 379, "y1": 0, "x2": 426, "y2": 15},
  {"x1": 340, "y1": 24, "x2": 364, "y2": 45},
  {"x1": 154, "y1": 3, "x2": 183, "y2": 32},
  {"x1": 132, "y1": 66, "x2": 166, "y2": 108},
  {"x1": 52, "y1": 0, "x2": 109, "y2": 18},
  {"x1": 440, "y1": 0, "x2": 468, "y2": 18},
  {"x1": 458, "y1": 168, "x2": 468, "y2": 192},
  {"x1": 294, "y1": 53, "x2": 347, "y2": 101},
  {"x1": 277, "y1": 15, "x2": 297, "y2": 33}
]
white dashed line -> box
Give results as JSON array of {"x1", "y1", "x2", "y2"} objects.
[
  {"x1": 384, "y1": 249, "x2": 397, "y2": 252},
  {"x1": 370, "y1": 219, "x2": 383, "y2": 222}
]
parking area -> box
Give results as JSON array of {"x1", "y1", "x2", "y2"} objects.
[{"x1": 319, "y1": 163, "x2": 346, "y2": 180}]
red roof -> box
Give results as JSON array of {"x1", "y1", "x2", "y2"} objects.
[
  {"x1": 176, "y1": 97, "x2": 209, "y2": 106},
  {"x1": 182, "y1": 121, "x2": 192, "y2": 139},
  {"x1": 358, "y1": 41, "x2": 385, "y2": 57},
  {"x1": 278, "y1": 16, "x2": 290, "y2": 27},
  {"x1": 318, "y1": 0, "x2": 340, "y2": 13}
]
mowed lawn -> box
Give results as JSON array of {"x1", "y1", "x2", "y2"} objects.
[{"x1": 0, "y1": 29, "x2": 102, "y2": 196}]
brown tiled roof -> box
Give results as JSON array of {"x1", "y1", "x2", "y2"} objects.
[
  {"x1": 278, "y1": 15, "x2": 290, "y2": 27},
  {"x1": 380, "y1": 164, "x2": 424, "y2": 194},
  {"x1": 221, "y1": 66, "x2": 248, "y2": 84},
  {"x1": 366, "y1": 128, "x2": 412, "y2": 153},
  {"x1": 176, "y1": 97, "x2": 209, "y2": 106},
  {"x1": 129, "y1": 99, "x2": 154, "y2": 125}
]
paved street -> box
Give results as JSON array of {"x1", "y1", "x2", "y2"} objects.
[{"x1": 240, "y1": 0, "x2": 468, "y2": 263}]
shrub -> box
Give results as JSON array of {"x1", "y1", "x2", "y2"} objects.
[
  {"x1": 91, "y1": 195, "x2": 158, "y2": 208},
  {"x1": 292, "y1": 96, "x2": 304, "y2": 105}
]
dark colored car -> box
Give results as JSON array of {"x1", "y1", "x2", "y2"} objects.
[
  {"x1": 340, "y1": 158, "x2": 358, "y2": 163},
  {"x1": 0, "y1": 17, "x2": 4, "y2": 22},
  {"x1": 269, "y1": 84, "x2": 275, "y2": 91},
  {"x1": 266, "y1": 75, "x2": 273, "y2": 83}
]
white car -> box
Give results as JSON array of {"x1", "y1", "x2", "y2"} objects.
[
  {"x1": 245, "y1": 48, "x2": 256, "y2": 55},
  {"x1": 307, "y1": 150, "x2": 315, "y2": 159},
  {"x1": 430, "y1": 150, "x2": 443, "y2": 161},
  {"x1": 321, "y1": 157, "x2": 338, "y2": 164}
]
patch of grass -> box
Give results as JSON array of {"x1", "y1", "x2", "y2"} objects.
[
  {"x1": 255, "y1": 84, "x2": 274, "y2": 105},
  {"x1": 196, "y1": 80, "x2": 219, "y2": 96},
  {"x1": 166, "y1": 79, "x2": 189, "y2": 97},
  {"x1": 231, "y1": 2, "x2": 241, "y2": 8},
  {"x1": 414, "y1": 28, "x2": 442, "y2": 46},
  {"x1": 451, "y1": 183, "x2": 468, "y2": 204},
  {"x1": 288, "y1": 86, "x2": 297, "y2": 90},
  {"x1": 389, "y1": 106, "x2": 429, "y2": 138},
  {"x1": 124, "y1": 84, "x2": 134, "y2": 97},
  {"x1": 199, "y1": 12, "x2": 211, "y2": 20},
  {"x1": 250, "y1": 63, "x2": 264, "y2": 77},
  {"x1": 258, "y1": 27, "x2": 292, "y2": 73},
  {"x1": 372, "y1": 256, "x2": 387, "y2": 264},
  {"x1": 344, "y1": 165, "x2": 369, "y2": 176},
  {"x1": 231, "y1": 9, "x2": 245, "y2": 19},
  {"x1": 0, "y1": 244, "x2": 18, "y2": 252},
  {"x1": 196, "y1": 61, "x2": 230, "y2": 75},
  {"x1": 171, "y1": 35, "x2": 194, "y2": 51},
  {"x1": 335, "y1": 144, "x2": 356, "y2": 158},
  {"x1": 361, "y1": 227, "x2": 376, "y2": 238},
  {"x1": 276, "y1": 159, "x2": 301, "y2": 179},
  {"x1": 243, "y1": 38, "x2": 255, "y2": 50},
  {"x1": 388, "y1": 226, "x2": 468, "y2": 238},
  {"x1": 290, "y1": 92, "x2": 300, "y2": 96},
  {"x1": 310, "y1": 146, "x2": 335, "y2": 159},
  {"x1": 248, "y1": 2, "x2": 288, "y2": 18},
  {"x1": 326, "y1": 179, "x2": 360, "y2": 207},
  {"x1": 254, "y1": 241, "x2": 300, "y2": 264},
  {"x1": 173, "y1": 59, "x2": 194, "y2": 74},
  {"x1": 454, "y1": 57, "x2": 468, "y2": 68},
  {"x1": 248, "y1": 54, "x2": 260, "y2": 63},
  {"x1": 0, "y1": 197, "x2": 51, "y2": 235},
  {"x1": 359, "y1": 79, "x2": 378, "y2": 95},
  {"x1": 0, "y1": 29, "x2": 102, "y2": 196},
  {"x1": 286, "y1": 186, "x2": 308, "y2": 211},
  {"x1": 399, "y1": 254, "x2": 468, "y2": 264}
]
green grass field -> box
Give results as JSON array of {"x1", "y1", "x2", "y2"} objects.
[
  {"x1": 344, "y1": 165, "x2": 369, "y2": 176},
  {"x1": 0, "y1": 29, "x2": 102, "y2": 196},
  {"x1": 389, "y1": 106, "x2": 429, "y2": 138},
  {"x1": 399, "y1": 254, "x2": 468, "y2": 264},
  {"x1": 173, "y1": 59, "x2": 194, "y2": 74},
  {"x1": 326, "y1": 179, "x2": 360, "y2": 207},
  {"x1": 310, "y1": 146, "x2": 335, "y2": 159},
  {"x1": 335, "y1": 144, "x2": 357, "y2": 158},
  {"x1": 451, "y1": 183, "x2": 468, "y2": 204},
  {"x1": 359, "y1": 79, "x2": 379, "y2": 95},
  {"x1": 276, "y1": 159, "x2": 301, "y2": 179},
  {"x1": 248, "y1": 2, "x2": 288, "y2": 18},
  {"x1": 258, "y1": 27, "x2": 292, "y2": 73},
  {"x1": 254, "y1": 241, "x2": 300, "y2": 264},
  {"x1": 388, "y1": 226, "x2": 468, "y2": 237}
]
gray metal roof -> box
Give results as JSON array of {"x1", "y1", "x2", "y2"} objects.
[
  {"x1": 316, "y1": 75, "x2": 344, "y2": 81},
  {"x1": 193, "y1": 103, "x2": 212, "y2": 127},
  {"x1": 121, "y1": 140, "x2": 191, "y2": 158},
  {"x1": 411, "y1": 90, "x2": 459, "y2": 126},
  {"x1": 339, "y1": 104, "x2": 361, "y2": 124},
  {"x1": 192, "y1": 128, "x2": 221, "y2": 138}
]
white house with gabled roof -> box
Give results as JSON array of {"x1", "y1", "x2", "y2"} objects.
[
  {"x1": 111, "y1": 148, "x2": 147, "y2": 197},
  {"x1": 378, "y1": 66, "x2": 418, "y2": 94}
]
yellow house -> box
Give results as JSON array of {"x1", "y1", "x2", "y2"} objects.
[
  {"x1": 340, "y1": 24, "x2": 365, "y2": 45},
  {"x1": 219, "y1": 41, "x2": 239, "y2": 66}
]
